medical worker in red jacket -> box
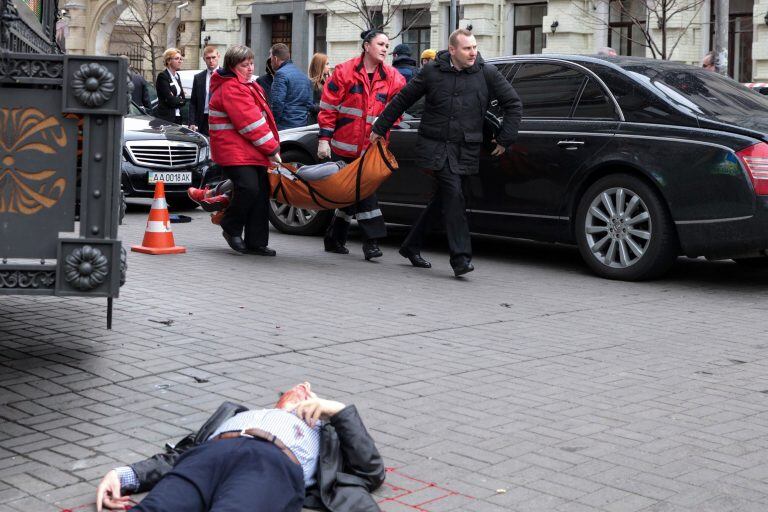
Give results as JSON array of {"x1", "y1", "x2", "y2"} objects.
[
  {"x1": 208, "y1": 45, "x2": 281, "y2": 256},
  {"x1": 317, "y1": 29, "x2": 406, "y2": 260}
]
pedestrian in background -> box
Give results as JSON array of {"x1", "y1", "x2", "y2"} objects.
[
  {"x1": 255, "y1": 58, "x2": 275, "y2": 103},
  {"x1": 420, "y1": 48, "x2": 436, "y2": 67},
  {"x1": 597, "y1": 47, "x2": 617, "y2": 57},
  {"x1": 317, "y1": 29, "x2": 406, "y2": 260},
  {"x1": 391, "y1": 43, "x2": 418, "y2": 82},
  {"x1": 269, "y1": 43, "x2": 313, "y2": 130},
  {"x1": 154, "y1": 48, "x2": 186, "y2": 124},
  {"x1": 371, "y1": 28, "x2": 522, "y2": 277},
  {"x1": 307, "y1": 52, "x2": 331, "y2": 125},
  {"x1": 701, "y1": 51, "x2": 716, "y2": 71},
  {"x1": 121, "y1": 55, "x2": 152, "y2": 112},
  {"x1": 208, "y1": 44, "x2": 281, "y2": 256},
  {"x1": 189, "y1": 45, "x2": 220, "y2": 135}
]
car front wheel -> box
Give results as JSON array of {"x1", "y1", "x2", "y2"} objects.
[
  {"x1": 576, "y1": 174, "x2": 678, "y2": 281},
  {"x1": 267, "y1": 149, "x2": 332, "y2": 235}
]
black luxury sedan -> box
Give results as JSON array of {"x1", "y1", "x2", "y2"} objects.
[
  {"x1": 218, "y1": 54, "x2": 768, "y2": 281},
  {"x1": 122, "y1": 103, "x2": 216, "y2": 209}
]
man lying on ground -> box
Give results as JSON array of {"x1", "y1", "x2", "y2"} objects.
[{"x1": 95, "y1": 382, "x2": 385, "y2": 512}]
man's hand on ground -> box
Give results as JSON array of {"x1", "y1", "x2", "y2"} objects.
[
  {"x1": 291, "y1": 395, "x2": 346, "y2": 428},
  {"x1": 491, "y1": 143, "x2": 506, "y2": 157},
  {"x1": 96, "y1": 469, "x2": 131, "y2": 511}
]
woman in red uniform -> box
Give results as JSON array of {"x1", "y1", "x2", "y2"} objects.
[
  {"x1": 317, "y1": 29, "x2": 406, "y2": 260},
  {"x1": 208, "y1": 45, "x2": 281, "y2": 256}
]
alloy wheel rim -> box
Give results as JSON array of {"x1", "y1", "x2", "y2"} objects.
[
  {"x1": 270, "y1": 200, "x2": 318, "y2": 227},
  {"x1": 584, "y1": 187, "x2": 652, "y2": 269}
]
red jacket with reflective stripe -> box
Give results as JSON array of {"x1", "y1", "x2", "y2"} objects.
[
  {"x1": 208, "y1": 69, "x2": 280, "y2": 167},
  {"x1": 318, "y1": 55, "x2": 405, "y2": 158}
]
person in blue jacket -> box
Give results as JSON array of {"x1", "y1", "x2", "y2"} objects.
[
  {"x1": 391, "y1": 43, "x2": 418, "y2": 83},
  {"x1": 269, "y1": 43, "x2": 313, "y2": 130}
]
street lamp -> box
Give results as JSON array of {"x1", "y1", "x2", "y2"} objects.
[{"x1": 550, "y1": 20, "x2": 559, "y2": 34}]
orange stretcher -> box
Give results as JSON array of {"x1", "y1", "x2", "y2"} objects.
[{"x1": 268, "y1": 140, "x2": 398, "y2": 210}]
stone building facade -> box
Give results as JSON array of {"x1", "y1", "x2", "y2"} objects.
[
  {"x1": 196, "y1": 0, "x2": 767, "y2": 81},
  {"x1": 56, "y1": 0, "x2": 202, "y2": 78}
]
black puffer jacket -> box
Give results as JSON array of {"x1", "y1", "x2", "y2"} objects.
[
  {"x1": 373, "y1": 50, "x2": 522, "y2": 174},
  {"x1": 129, "y1": 402, "x2": 385, "y2": 512}
]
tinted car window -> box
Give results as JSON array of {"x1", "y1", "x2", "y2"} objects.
[
  {"x1": 623, "y1": 65, "x2": 768, "y2": 120},
  {"x1": 573, "y1": 78, "x2": 617, "y2": 119},
  {"x1": 512, "y1": 63, "x2": 585, "y2": 118}
]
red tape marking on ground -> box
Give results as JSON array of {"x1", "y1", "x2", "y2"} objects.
[{"x1": 376, "y1": 467, "x2": 475, "y2": 511}]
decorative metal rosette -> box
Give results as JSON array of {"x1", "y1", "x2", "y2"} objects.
[
  {"x1": 64, "y1": 245, "x2": 109, "y2": 290},
  {"x1": 72, "y1": 63, "x2": 115, "y2": 107}
]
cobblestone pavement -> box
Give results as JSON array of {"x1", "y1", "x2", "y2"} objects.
[{"x1": 2, "y1": 207, "x2": 768, "y2": 512}]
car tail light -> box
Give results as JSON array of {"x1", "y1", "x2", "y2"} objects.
[{"x1": 737, "y1": 142, "x2": 768, "y2": 195}]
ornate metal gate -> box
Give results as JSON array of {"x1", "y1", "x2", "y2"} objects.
[{"x1": 1, "y1": 0, "x2": 127, "y2": 327}]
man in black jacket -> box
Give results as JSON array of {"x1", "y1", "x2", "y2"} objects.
[
  {"x1": 371, "y1": 28, "x2": 522, "y2": 277},
  {"x1": 189, "y1": 46, "x2": 220, "y2": 135},
  {"x1": 95, "y1": 383, "x2": 385, "y2": 512}
]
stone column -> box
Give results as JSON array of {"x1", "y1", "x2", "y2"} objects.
[{"x1": 62, "y1": 0, "x2": 87, "y2": 54}]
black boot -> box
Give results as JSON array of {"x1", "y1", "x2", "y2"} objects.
[
  {"x1": 363, "y1": 239, "x2": 383, "y2": 260},
  {"x1": 324, "y1": 236, "x2": 349, "y2": 254},
  {"x1": 399, "y1": 247, "x2": 431, "y2": 268}
]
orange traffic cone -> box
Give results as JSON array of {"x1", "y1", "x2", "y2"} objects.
[{"x1": 131, "y1": 181, "x2": 186, "y2": 255}]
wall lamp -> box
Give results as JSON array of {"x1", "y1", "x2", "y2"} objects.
[{"x1": 550, "y1": 20, "x2": 559, "y2": 34}]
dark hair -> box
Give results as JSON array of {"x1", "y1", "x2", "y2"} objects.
[
  {"x1": 270, "y1": 43, "x2": 290, "y2": 61},
  {"x1": 224, "y1": 44, "x2": 254, "y2": 71},
  {"x1": 264, "y1": 58, "x2": 274, "y2": 76},
  {"x1": 360, "y1": 29, "x2": 387, "y2": 51}
]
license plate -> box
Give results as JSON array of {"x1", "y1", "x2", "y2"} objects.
[{"x1": 148, "y1": 171, "x2": 192, "y2": 184}]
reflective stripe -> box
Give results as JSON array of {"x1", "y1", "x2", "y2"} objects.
[
  {"x1": 334, "y1": 210, "x2": 352, "y2": 221},
  {"x1": 339, "y1": 106, "x2": 363, "y2": 116},
  {"x1": 330, "y1": 139, "x2": 358, "y2": 152},
  {"x1": 239, "y1": 117, "x2": 266, "y2": 134},
  {"x1": 151, "y1": 197, "x2": 168, "y2": 210},
  {"x1": 366, "y1": 116, "x2": 377, "y2": 124},
  {"x1": 319, "y1": 101, "x2": 338, "y2": 111},
  {"x1": 355, "y1": 209, "x2": 382, "y2": 220},
  {"x1": 252, "y1": 132, "x2": 275, "y2": 146},
  {"x1": 209, "y1": 123, "x2": 234, "y2": 130},
  {"x1": 208, "y1": 110, "x2": 228, "y2": 117},
  {"x1": 145, "y1": 220, "x2": 171, "y2": 233}
]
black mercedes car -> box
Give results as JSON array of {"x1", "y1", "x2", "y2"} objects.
[
  {"x1": 245, "y1": 55, "x2": 768, "y2": 280},
  {"x1": 122, "y1": 103, "x2": 216, "y2": 209}
]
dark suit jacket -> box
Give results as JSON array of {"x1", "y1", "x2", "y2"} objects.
[
  {"x1": 189, "y1": 68, "x2": 212, "y2": 130},
  {"x1": 128, "y1": 402, "x2": 385, "y2": 512},
  {"x1": 129, "y1": 71, "x2": 152, "y2": 110},
  {"x1": 155, "y1": 69, "x2": 186, "y2": 123}
]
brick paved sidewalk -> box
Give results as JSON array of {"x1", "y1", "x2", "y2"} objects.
[{"x1": 1, "y1": 208, "x2": 768, "y2": 511}]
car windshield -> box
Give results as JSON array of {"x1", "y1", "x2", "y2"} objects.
[{"x1": 622, "y1": 64, "x2": 768, "y2": 120}]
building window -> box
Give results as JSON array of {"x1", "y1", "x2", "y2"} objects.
[
  {"x1": 314, "y1": 13, "x2": 327, "y2": 54},
  {"x1": 271, "y1": 14, "x2": 292, "y2": 51},
  {"x1": 370, "y1": 10, "x2": 384, "y2": 30},
  {"x1": 20, "y1": 0, "x2": 42, "y2": 20},
  {"x1": 243, "y1": 16, "x2": 251, "y2": 48},
  {"x1": 513, "y1": 3, "x2": 546, "y2": 54},
  {"x1": 402, "y1": 9, "x2": 431, "y2": 63},
  {"x1": 608, "y1": 0, "x2": 646, "y2": 56}
]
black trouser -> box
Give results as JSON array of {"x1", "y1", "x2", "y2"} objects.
[
  {"x1": 199, "y1": 113, "x2": 209, "y2": 136},
  {"x1": 402, "y1": 161, "x2": 472, "y2": 268},
  {"x1": 130, "y1": 437, "x2": 304, "y2": 512},
  {"x1": 219, "y1": 165, "x2": 270, "y2": 249},
  {"x1": 325, "y1": 151, "x2": 387, "y2": 244}
]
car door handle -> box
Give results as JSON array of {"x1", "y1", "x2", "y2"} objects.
[{"x1": 557, "y1": 140, "x2": 585, "y2": 149}]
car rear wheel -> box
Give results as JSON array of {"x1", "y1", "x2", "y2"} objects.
[
  {"x1": 268, "y1": 149, "x2": 332, "y2": 235},
  {"x1": 576, "y1": 174, "x2": 678, "y2": 281}
]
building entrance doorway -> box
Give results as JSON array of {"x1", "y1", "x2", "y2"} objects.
[{"x1": 271, "y1": 14, "x2": 292, "y2": 52}]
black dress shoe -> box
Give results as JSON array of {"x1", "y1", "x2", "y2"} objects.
[
  {"x1": 363, "y1": 240, "x2": 383, "y2": 260},
  {"x1": 222, "y1": 231, "x2": 247, "y2": 253},
  {"x1": 324, "y1": 237, "x2": 349, "y2": 254},
  {"x1": 453, "y1": 262, "x2": 474, "y2": 277},
  {"x1": 398, "y1": 247, "x2": 431, "y2": 268},
  {"x1": 247, "y1": 246, "x2": 276, "y2": 256}
]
